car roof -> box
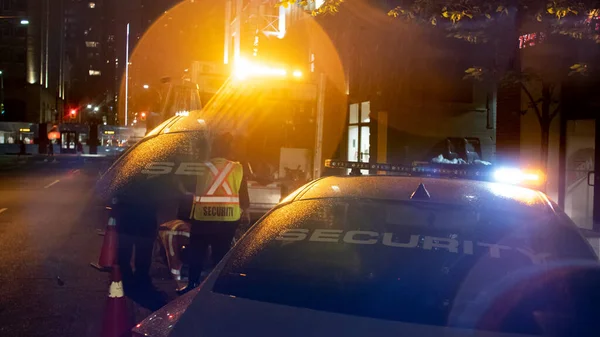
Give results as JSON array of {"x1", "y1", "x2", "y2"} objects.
[{"x1": 293, "y1": 175, "x2": 553, "y2": 214}]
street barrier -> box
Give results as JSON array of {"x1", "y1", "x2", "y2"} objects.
[
  {"x1": 101, "y1": 265, "x2": 132, "y2": 337},
  {"x1": 91, "y1": 217, "x2": 118, "y2": 271}
]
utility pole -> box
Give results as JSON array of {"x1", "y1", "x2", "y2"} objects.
[
  {"x1": 313, "y1": 72, "x2": 326, "y2": 179},
  {"x1": 124, "y1": 23, "x2": 130, "y2": 126},
  {"x1": 0, "y1": 71, "x2": 4, "y2": 118}
]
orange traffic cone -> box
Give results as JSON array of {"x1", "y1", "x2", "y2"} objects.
[
  {"x1": 91, "y1": 217, "x2": 118, "y2": 271},
  {"x1": 101, "y1": 265, "x2": 132, "y2": 337}
]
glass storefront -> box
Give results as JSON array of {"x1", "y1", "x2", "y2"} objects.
[
  {"x1": 0, "y1": 124, "x2": 37, "y2": 144},
  {"x1": 19, "y1": 132, "x2": 34, "y2": 144},
  {"x1": 564, "y1": 119, "x2": 596, "y2": 230},
  {"x1": 0, "y1": 131, "x2": 16, "y2": 144}
]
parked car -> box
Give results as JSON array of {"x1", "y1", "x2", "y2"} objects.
[{"x1": 133, "y1": 160, "x2": 600, "y2": 337}]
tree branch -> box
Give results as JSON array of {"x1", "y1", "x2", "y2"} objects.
[
  {"x1": 548, "y1": 83, "x2": 555, "y2": 97},
  {"x1": 521, "y1": 82, "x2": 542, "y2": 122},
  {"x1": 550, "y1": 102, "x2": 561, "y2": 121}
]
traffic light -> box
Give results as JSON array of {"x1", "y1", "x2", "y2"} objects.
[
  {"x1": 70, "y1": 109, "x2": 77, "y2": 119},
  {"x1": 140, "y1": 112, "x2": 147, "y2": 121}
]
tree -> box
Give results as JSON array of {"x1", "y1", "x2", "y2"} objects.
[
  {"x1": 295, "y1": 1, "x2": 600, "y2": 44},
  {"x1": 505, "y1": 69, "x2": 562, "y2": 175},
  {"x1": 283, "y1": 0, "x2": 600, "y2": 175}
]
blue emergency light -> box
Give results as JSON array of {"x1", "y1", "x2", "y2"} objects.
[
  {"x1": 325, "y1": 159, "x2": 493, "y2": 179},
  {"x1": 324, "y1": 159, "x2": 543, "y2": 187}
]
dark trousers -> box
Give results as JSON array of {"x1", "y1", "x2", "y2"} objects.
[
  {"x1": 188, "y1": 221, "x2": 238, "y2": 284},
  {"x1": 115, "y1": 205, "x2": 158, "y2": 286}
]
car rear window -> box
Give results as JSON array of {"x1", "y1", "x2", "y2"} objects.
[{"x1": 213, "y1": 199, "x2": 597, "y2": 331}]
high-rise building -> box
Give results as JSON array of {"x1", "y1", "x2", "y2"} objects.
[
  {"x1": 0, "y1": 0, "x2": 66, "y2": 123},
  {"x1": 140, "y1": 0, "x2": 180, "y2": 33},
  {"x1": 64, "y1": 0, "x2": 117, "y2": 124},
  {"x1": 111, "y1": 0, "x2": 180, "y2": 125}
]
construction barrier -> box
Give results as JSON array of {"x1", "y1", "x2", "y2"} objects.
[
  {"x1": 91, "y1": 217, "x2": 118, "y2": 271},
  {"x1": 101, "y1": 265, "x2": 132, "y2": 337}
]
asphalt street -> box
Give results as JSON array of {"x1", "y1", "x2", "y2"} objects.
[{"x1": 0, "y1": 159, "x2": 176, "y2": 336}]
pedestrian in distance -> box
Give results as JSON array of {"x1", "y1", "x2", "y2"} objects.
[
  {"x1": 45, "y1": 140, "x2": 54, "y2": 162},
  {"x1": 18, "y1": 140, "x2": 26, "y2": 160},
  {"x1": 176, "y1": 132, "x2": 251, "y2": 295}
]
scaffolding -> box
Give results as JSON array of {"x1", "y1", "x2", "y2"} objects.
[{"x1": 224, "y1": 0, "x2": 307, "y2": 65}]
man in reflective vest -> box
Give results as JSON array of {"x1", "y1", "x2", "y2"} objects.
[{"x1": 177, "y1": 132, "x2": 250, "y2": 294}]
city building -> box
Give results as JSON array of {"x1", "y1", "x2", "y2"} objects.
[
  {"x1": 110, "y1": 0, "x2": 180, "y2": 126},
  {"x1": 61, "y1": 0, "x2": 178, "y2": 127},
  {"x1": 0, "y1": 0, "x2": 66, "y2": 129},
  {"x1": 218, "y1": 0, "x2": 499, "y2": 176},
  {"x1": 64, "y1": 0, "x2": 118, "y2": 125},
  {"x1": 320, "y1": 2, "x2": 499, "y2": 168},
  {"x1": 517, "y1": 17, "x2": 600, "y2": 230},
  {"x1": 140, "y1": 0, "x2": 180, "y2": 32}
]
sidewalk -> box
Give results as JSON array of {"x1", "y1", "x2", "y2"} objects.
[
  {"x1": 0, "y1": 155, "x2": 32, "y2": 170},
  {"x1": 0, "y1": 153, "x2": 115, "y2": 171},
  {"x1": 1, "y1": 153, "x2": 112, "y2": 161}
]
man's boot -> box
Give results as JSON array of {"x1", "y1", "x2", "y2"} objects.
[{"x1": 176, "y1": 282, "x2": 200, "y2": 295}]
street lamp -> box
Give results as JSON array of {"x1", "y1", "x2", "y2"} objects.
[
  {"x1": 93, "y1": 106, "x2": 99, "y2": 112},
  {"x1": 87, "y1": 104, "x2": 92, "y2": 109},
  {"x1": 0, "y1": 16, "x2": 29, "y2": 25},
  {"x1": 0, "y1": 70, "x2": 4, "y2": 116},
  {"x1": 142, "y1": 84, "x2": 164, "y2": 109}
]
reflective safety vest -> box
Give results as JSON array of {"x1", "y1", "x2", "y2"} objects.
[{"x1": 191, "y1": 158, "x2": 243, "y2": 221}]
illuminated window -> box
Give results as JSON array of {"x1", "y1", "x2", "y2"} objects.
[
  {"x1": 89, "y1": 70, "x2": 101, "y2": 76},
  {"x1": 88, "y1": 2, "x2": 96, "y2": 8},
  {"x1": 85, "y1": 41, "x2": 99, "y2": 48},
  {"x1": 347, "y1": 101, "x2": 371, "y2": 173}
]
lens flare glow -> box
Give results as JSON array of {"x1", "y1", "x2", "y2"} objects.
[
  {"x1": 234, "y1": 58, "x2": 287, "y2": 80},
  {"x1": 493, "y1": 168, "x2": 542, "y2": 185}
]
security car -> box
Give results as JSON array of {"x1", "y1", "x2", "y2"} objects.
[{"x1": 132, "y1": 159, "x2": 600, "y2": 337}]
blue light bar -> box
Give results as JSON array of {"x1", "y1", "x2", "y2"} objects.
[{"x1": 324, "y1": 159, "x2": 494, "y2": 180}]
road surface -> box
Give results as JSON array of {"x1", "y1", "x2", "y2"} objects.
[{"x1": 0, "y1": 160, "x2": 175, "y2": 336}]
